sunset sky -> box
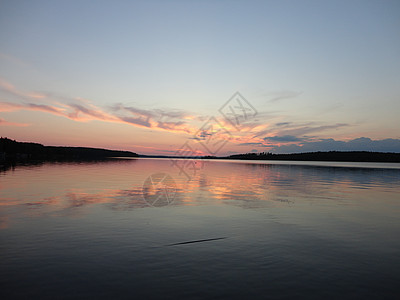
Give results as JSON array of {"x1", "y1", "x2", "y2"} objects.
[{"x1": 1, "y1": 0, "x2": 399, "y2": 155}]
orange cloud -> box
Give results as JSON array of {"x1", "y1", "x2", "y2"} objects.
[
  {"x1": 0, "y1": 78, "x2": 209, "y2": 136},
  {"x1": 2, "y1": 77, "x2": 355, "y2": 149},
  {"x1": 0, "y1": 76, "x2": 212, "y2": 135}
]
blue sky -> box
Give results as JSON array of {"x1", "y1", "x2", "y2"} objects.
[{"x1": 0, "y1": 0, "x2": 399, "y2": 154}]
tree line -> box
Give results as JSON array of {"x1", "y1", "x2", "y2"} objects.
[
  {"x1": 0, "y1": 137, "x2": 138, "y2": 162},
  {"x1": 227, "y1": 151, "x2": 400, "y2": 162}
]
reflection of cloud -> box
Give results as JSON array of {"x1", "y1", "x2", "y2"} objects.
[
  {"x1": 25, "y1": 197, "x2": 59, "y2": 207},
  {"x1": 0, "y1": 216, "x2": 9, "y2": 229},
  {"x1": 54, "y1": 187, "x2": 186, "y2": 211},
  {"x1": 1, "y1": 159, "x2": 400, "y2": 229},
  {"x1": 65, "y1": 189, "x2": 146, "y2": 208}
]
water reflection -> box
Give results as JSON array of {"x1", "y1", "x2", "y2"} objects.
[
  {"x1": 1, "y1": 159, "x2": 400, "y2": 299},
  {"x1": 0, "y1": 158, "x2": 399, "y2": 226}
]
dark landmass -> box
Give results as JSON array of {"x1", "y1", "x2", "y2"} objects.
[
  {"x1": 132, "y1": 150, "x2": 400, "y2": 162},
  {"x1": 0, "y1": 137, "x2": 138, "y2": 163},
  {"x1": 139, "y1": 154, "x2": 174, "y2": 158},
  {"x1": 2, "y1": 137, "x2": 399, "y2": 164},
  {"x1": 223, "y1": 151, "x2": 400, "y2": 163}
]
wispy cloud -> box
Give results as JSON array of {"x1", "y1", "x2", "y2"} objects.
[
  {"x1": 1, "y1": 78, "x2": 397, "y2": 156},
  {"x1": 110, "y1": 103, "x2": 198, "y2": 133},
  {"x1": 266, "y1": 90, "x2": 302, "y2": 103},
  {"x1": 119, "y1": 116, "x2": 151, "y2": 127},
  {"x1": 264, "y1": 135, "x2": 303, "y2": 142},
  {"x1": 0, "y1": 118, "x2": 29, "y2": 127},
  {"x1": 277, "y1": 123, "x2": 350, "y2": 136},
  {"x1": 67, "y1": 103, "x2": 117, "y2": 121},
  {"x1": 238, "y1": 142, "x2": 265, "y2": 146},
  {"x1": 0, "y1": 78, "x2": 202, "y2": 134},
  {"x1": 275, "y1": 122, "x2": 291, "y2": 126},
  {"x1": 110, "y1": 103, "x2": 154, "y2": 119},
  {"x1": 0, "y1": 101, "x2": 65, "y2": 115},
  {"x1": 269, "y1": 137, "x2": 400, "y2": 153},
  {"x1": 233, "y1": 122, "x2": 354, "y2": 151},
  {"x1": 0, "y1": 78, "x2": 46, "y2": 99},
  {"x1": 240, "y1": 137, "x2": 400, "y2": 154}
]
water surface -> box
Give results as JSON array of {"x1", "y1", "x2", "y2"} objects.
[{"x1": 1, "y1": 158, "x2": 399, "y2": 299}]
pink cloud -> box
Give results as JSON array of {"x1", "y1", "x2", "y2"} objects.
[
  {"x1": 0, "y1": 78, "x2": 205, "y2": 135},
  {"x1": 0, "y1": 118, "x2": 29, "y2": 127},
  {"x1": 0, "y1": 78, "x2": 46, "y2": 99}
]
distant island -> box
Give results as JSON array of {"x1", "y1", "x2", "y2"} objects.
[
  {"x1": 1, "y1": 137, "x2": 399, "y2": 164},
  {"x1": 0, "y1": 137, "x2": 138, "y2": 162},
  {"x1": 222, "y1": 151, "x2": 400, "y2": 163},
  {"x1": 141, "y1": 150, "x2": 400, "y2": 163}
]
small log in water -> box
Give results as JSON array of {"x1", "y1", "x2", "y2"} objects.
[{"x1": 166, "y1": 237, "x2": 227, "y2": 246}]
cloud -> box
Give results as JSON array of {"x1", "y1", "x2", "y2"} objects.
[
  {"x1": 111, "y1": 103, "x2": 198, "y2": 133},
  {"x1": 238, "y1": 142, "x2": 265, "y2": 146},
  {"x1": 119, "y1": 116, "x2": 152, "y2": 127},
  {"x1": 0, "y1": 101, "x2": 117, "y2": 123},
  {"x1": 252, "y1": 122, "x2": 349, "y2": 139},
  {"x1": 1, "y1": 99, "x2": 197, "y2": 133},
  {"x1": 264, "y1": 135, "x2": 303, "y2": 142},
  {"x1": 110, "y1": 103, "x2": 155, "y2": 119},
  {"x1": 0, "y1": 101, "x2": 66, "y2": 116},
  {"x1": 2, "y1": 78, "x2": 349, "y2": 141},
  {"x1": 267, "y1": 91, "x2": 302, "y2": 103},
  {"x1": 278, "y1": 123, "x2": 350, "y2": 136},
  {"x1": 67, "y1": 103, "x2": 116, "y2": 121},
  {"x1": 0, "y1": 102, "x2": 23, "y2": 112},
  {"x1": 237, "y1": 135, "x2": 400, "y2": 153},
  {"x1": 275, "y1": 122, "x2": 291, "y2": 126},
  {"x1": 0, "y1": 78, "x2": 203, "y2": 134},
  {"x1": 156, "y1": 120, "x2": 192, "y2": 133},
  {"x1": 0, "y1": 118, "x2": 29, "y2": 127},
  {"x1": 269, "y1": 137, "x2": 400, "y2": 153},
  {"x1": 27, "y1": 103, "x2": 65, "y2": 114},
  {"x1": 0, "y1": 77, "x2": 45, "y2": 99},
  {"x1": 1, "y1": 78, "x2": 397, "y2": 155},
  {"x1": 154, "y1": 109, "x2": 189, "y2": 119}
]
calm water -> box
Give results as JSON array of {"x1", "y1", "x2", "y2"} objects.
[{"x1": 1, "y1": 158, "x2": 400, "y2": 299}]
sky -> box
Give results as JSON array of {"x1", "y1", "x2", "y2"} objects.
[{"x1": 0, "y1": 0, "x2": 399, "y2": 155}]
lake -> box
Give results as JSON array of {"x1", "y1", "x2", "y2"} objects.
[{"x1": 1, "y1": 158, "x2": 400, "y2": 299}]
